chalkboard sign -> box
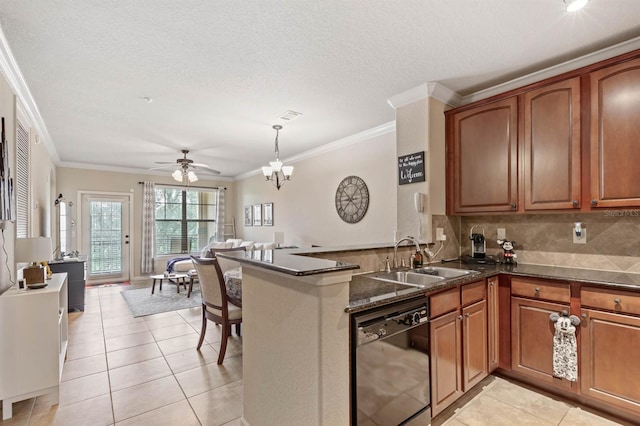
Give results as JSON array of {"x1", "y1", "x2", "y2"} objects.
[{"x1": 398, "y1": 151, "x2": 425, "y2": 185}]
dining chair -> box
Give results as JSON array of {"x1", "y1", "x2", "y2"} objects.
[
  {"x1": 191, "y1": 255, "x2": 242, "y2": 364},
  {"x1": 187, "y1": 246, "x2": 245, "y2": 297}
]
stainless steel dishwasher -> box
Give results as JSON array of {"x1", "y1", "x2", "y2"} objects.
[{"x1": 351, "y1": 297, "x2": 431, "y2": 425}]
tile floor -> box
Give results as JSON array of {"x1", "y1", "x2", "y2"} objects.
[{"x1": 0, "y1": 282, "x2": 631, "y2": 425}]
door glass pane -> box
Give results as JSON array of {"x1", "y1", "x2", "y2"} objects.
[{"x1": 89, "y1": 201, "x2": 122, "y2": 275}]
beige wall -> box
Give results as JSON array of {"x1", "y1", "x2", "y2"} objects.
[
  {"x1": 0, "y1": 73, "x2": 15, "y2": 293},
  {"x1": 56, "y1": 167, "x2": 235, "y2": 280},
  {"x1": 395, "y1": 96, "x2": 447, "y2": 244},
  {"x1": 234, "y1": 130, "x2": 397, "y2": 248}
]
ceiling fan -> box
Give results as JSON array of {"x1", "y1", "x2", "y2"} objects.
[{"x1": 151, "y1": 149, "x2": 221, "y2": 182}]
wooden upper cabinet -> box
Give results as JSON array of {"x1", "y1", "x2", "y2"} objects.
[
  {"x1": 451, "y1": 97, "x2": 518, "y2": 213},
  {"x1": 590, "y1": 57, "x2": 640, "y2": 208},
  {"x1": 522, "y1": 77, "x2": 581, "y2": 210}
]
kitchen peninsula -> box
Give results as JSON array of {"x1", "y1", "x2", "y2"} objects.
[{"x1": 219, "y1": 245, "x2": 640, "y2": 425}]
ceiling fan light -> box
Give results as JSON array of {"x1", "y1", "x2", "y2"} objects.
[
  {"x1": 187, "y1": 171, "x2": 198, "y2": 182},
  {"x1": 172, "y1": 169, "x2": 183, "y2": 181},
  {"x1": 282, "y1": 165, "x2": 294, "y2": 177},
  {"x1": 564, "y1": 0, "x2": 588, "y2": 12},
  {"x1": 262, "y1": 166, "x2": 273, "y2": 177}
]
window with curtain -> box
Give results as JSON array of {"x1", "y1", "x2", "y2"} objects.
[{"x1": 154, "y1": 186, "x2": 218, "y2": 255}]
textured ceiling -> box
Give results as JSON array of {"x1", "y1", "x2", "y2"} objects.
[{"x1": 1, "y1": 1, "x2": 639, "y2": 178}]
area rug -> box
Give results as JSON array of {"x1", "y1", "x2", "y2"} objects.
[{"x1": 121, "y1": 285, "x2": 202, "y2": 317}]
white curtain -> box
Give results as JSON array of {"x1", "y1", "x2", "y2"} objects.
[
  {"x1": 141, "y1": 182, "x2": 155, "y2": 273},
  {"x1": 216, "y1": 188, "x2": 226, "y2": 242}
]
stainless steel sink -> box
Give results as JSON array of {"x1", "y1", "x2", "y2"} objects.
[
  {"x1": 411, "y1": 266, "x2": 479, "y2": 279},
  {"x1": 368, "y1": 266, "x2": 478, "y2": 288},
  {"x1": 370, "y1": 271, "x2": 445, "y2": 287}
]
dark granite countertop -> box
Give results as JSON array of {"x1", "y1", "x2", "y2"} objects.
[
  {"x1": 347, "y1": 262, "x2": 640, "y2": 314},
  {"x1": 216, "y1": 249, "x2": 360, "y2": 276},
  {"x1": 218, "y1": 245, "x2": 640, "y2": 313}
]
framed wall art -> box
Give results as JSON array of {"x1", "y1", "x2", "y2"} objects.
[
  {"x1": 263, "y1": 203, "x2": 273, "y2": 226},
  {"x1": 252, "y1": 204, "x2": 262, "y2": 226},
  {"x1": 244, "y1": 206, "x2": 253, "y2": 226}
]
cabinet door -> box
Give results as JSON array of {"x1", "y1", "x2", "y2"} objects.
[
  {"x1": 581, "y1": 308, "x2": 640, "y2": 416},
  {"x1": 487, "y1": 277, "x2": 500, "y2": 372},
  {"x1": 523, "y1": 77, "x2": 581, "y2": 210},
  {"x1": 511, "y1": 297, "x2": 572, "y2": 389},
  {"x1": 590, "y1": 57, "x2": 640, "y2": 208},
  {"x1": 451, "y1": 97, "x2": 518, "y2": 213},
  {"x1": 462, "y1": 300, "x2": 488, "y2": 390},
  {"x1": 430, "y1": 310, "x2": 463, "y2": 417}
]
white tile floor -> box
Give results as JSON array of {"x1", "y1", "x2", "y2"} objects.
[{"x1": 0, "y1": 282, "x2": 632, "y2": 425}]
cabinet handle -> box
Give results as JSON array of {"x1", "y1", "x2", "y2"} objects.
[
  {"x1": 581, "y1": 313, "x2": 588, "y2": 319},
  {"x1": 614, "y1": 298, "x2": 621, "y2": 304},
  {"x1": 572, "y1": 200, "x2": 579, "y2": 207},
  {"x1": 465, "y1": 313, "x2": 470, "y2": 318},
  {"x1": 458, "y1": 315, "x2": 463, "y2": 321},
  {"x1": 591, "y1": 199, "x2": 598, "y2": 206},
  {"x1": 535, "y1": 287, "x2": 540, "y2": 294},
  {"x1": 510, "y1": 203, "x2": 517, "y2": 209}
]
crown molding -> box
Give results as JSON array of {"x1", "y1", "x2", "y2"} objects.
[
  {"x1": 387, "y1": 82, "x2": 463, "y2": 110},
  {"x1": 0, "y1": 27, "x2": 59, "y2": 162},
  {"x1": 57, "y1": 161, "x2": 235, "y2": 182},
  {"x1": 235, "y1": 121, "x2": 396, "y2": 180},
  {"x1": 462, "y1": 35, "x2": 640, "y2": 104}
]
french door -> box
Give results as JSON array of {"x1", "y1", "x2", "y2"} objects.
[{"x1": 80, "y1": 193, "x2": 131, "y2": 284}]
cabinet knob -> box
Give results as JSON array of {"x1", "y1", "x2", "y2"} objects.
[
  {"x1": 510, "y1": 203, "x2": 517, "y2": 209},
  {"x1": 535, "y1": 287, "x2": 540, "y2": 293},
  {"x1": 581, "y1": 313, "x2": 588, "y2": 319},
  {"x1": 465, "y1": 313, "x2": 470, "y2": 318},
  {"x1": 458, "y1": 315, "x2": 463, "y2": 321},
  {"x1": 614, "y1": 298, "x2": 621, "y2": 304},
  {"x1": 591, "y1": 199, "x2": 598, "y2": 206},
  {"x1": 572, "y1": 200, "x2": 579, "y2": 207}
]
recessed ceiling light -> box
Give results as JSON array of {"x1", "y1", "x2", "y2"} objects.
[
  {"x1": 564, "y1": 0, "x2": 588, "y2": 12},
  {"x1": 143, "y1": 97, "x2": 153, "y2": 103}
]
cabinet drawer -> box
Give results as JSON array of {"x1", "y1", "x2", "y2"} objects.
[
  {"x1": 511, "y1": 278, "x2": 570, "y2": 303},
  {"x1": 461, "y1": 280, "x2": 486, "y2": 306},
  {"x1": 581, "y1": 286, "x2": 640, "y2": 315},
  {"x1": 430, "y1": 288, "x2": 459, "y2": 318}
]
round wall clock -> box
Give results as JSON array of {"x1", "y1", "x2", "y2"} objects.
[{"x1": 335, "y1": 175, "x2": 370, "y2": 224}]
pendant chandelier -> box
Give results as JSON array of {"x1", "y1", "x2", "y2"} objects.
[{"x1": 261, "y1": 124, "x2": 293, "y2": 190}]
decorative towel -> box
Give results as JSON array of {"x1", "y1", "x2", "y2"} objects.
[{"x1": 552, "y1": 316, "x2": 578, "y2": 381}]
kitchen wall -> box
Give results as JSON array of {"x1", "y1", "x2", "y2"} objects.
[
  {"x1": 234, "y1": 128, "x2": 397, "y2": 248},
  {"x1": 0, "y1": 71, "x2": 15, "y2": 294},
  {"x1": 460, "y1": 212, "x2": 640, "y2": 273},
  {"x1": 56, "y1": 167, "x2": 235, "y2": 281}
]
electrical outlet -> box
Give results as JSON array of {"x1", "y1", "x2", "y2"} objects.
[
  {"x1": 497, "y1": 228, "x2": 506, "y2": 240},
  {"x1": 436, "y1": 228, "x2": 446, "y2": 241},
  {"x1": 573, "y1": 228, "x2": 587, "y2": 244}
]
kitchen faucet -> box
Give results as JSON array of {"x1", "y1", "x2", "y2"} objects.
[{"x1": 393, "y1": 236, "x2": 421, "y2": 269}]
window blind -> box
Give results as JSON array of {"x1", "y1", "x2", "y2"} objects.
[{"x1": 16, "y1": 118, "x2": 29, "y2": 238}]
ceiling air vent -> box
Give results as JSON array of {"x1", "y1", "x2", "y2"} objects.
[{"x1": 278, "y1": 110, "x2": 303, "y2": 121}]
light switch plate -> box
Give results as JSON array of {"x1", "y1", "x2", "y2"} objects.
[
  {"x1": 573, "y1": 228, "x2": 587, "y2": 244},
  {"x1": 436, "y1": 228, "x2": 446, "y2": 241},
  {"x1": 497, "y1": 228, "x2": 506, "y2": 240}
]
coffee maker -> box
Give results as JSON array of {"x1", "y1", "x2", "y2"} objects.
[{"x1": 469, "y1": 225, "x2": 486, "y2": 258}]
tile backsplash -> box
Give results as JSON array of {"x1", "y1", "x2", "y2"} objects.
[{"x1": 459, "y1": 212, "x2": 640, "y2": 273}]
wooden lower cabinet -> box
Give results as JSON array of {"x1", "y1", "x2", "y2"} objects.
[
  {"x1": 581, "y1": 308, "x2": 640, "y2": 416},
  {"x1": 430, "y1": 310, "x2": 463, "y2": 416},
  {"x1": 430, "y1": 281, "x2": 489, "y2": 417},
  {"x1": 462, "y1": 300, "x2": 488, "y2": 390},
  {"x1": 487, "y1": 276, "x2": 499, "y2": 372},
  {"x1": 511, "y1": 297, "x2": 573, "y2": 389}
]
